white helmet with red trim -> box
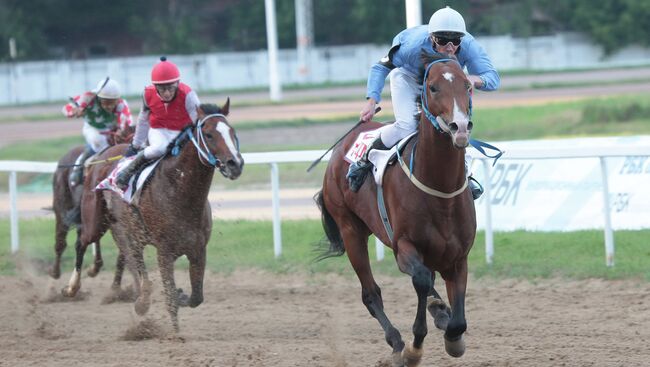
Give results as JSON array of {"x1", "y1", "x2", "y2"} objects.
[{"x1": 151, "y1": 56, "x2": 180, "y2": 84}]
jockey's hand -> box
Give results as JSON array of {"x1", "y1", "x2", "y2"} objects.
[
  {"x1": 467, "y1": 75, "x2": 483, "y2": 92},
  {"x1": 72, "y1": 107, "x2": 84, "y2": 118},
  {"x1": 360, "y1": 99, "x2": 378, "y2": 122},
  {"x1": 124, "y1": 144, "x2": 139, "y2": 158}
]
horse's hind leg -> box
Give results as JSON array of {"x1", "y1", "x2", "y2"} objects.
[
  {"x1": 157, "y1": 251, "x2": 181, "y2": 332},
  {"x1": 50, "y1": 214, "x2": 69, "y2": 279},
  {"x1": 61, "y1": 232, "x2": 92, "y2": 297},
  {"x1": 395, "y1": 239, "x2": 433, "y2": 367},
  {"x1": 340, "y1": 223, "x2": 405, "y2": 365},
  {"x1": 440, "y1": 259, "x2": 469, "y2": 358},
  {"x1": 86, "y1": 241, "x2": 103, "y2": 277},
  {"x1": 427, "y1": 273, "x2": 451, "y2": 331}
]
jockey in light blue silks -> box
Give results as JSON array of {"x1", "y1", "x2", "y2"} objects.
[{"x1": 347, "y1": 6, "x2": 500, "y2": 198}]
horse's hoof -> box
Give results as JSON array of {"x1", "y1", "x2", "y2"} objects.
[
  {"x1": 427, "y1": 296, "x2": 451, "y2": 331},
  {"x1": 61, "y1": 285, "x2": 78, "y2": 297},
  {"x1": 177, "y1": 289, "x2": 190, "y2": 307},
  {"x1": 391, "y1": 351, "x2": 404, "y2": 367},
  {"x1": 402, "y1": 342, "x2": 423, "y2": 367},
  {"x1": 86, "y1": 267, "x2": 98, "y2": 277},
  {"x1": 134, "y1": 297, "x2": 151, "y2": 315},
  {"x1": 444, "y1": 335, "x2": 466, "y2": 358},
  {"x1": 49, "y1": 267, "x2": 61, "y2": 280}
]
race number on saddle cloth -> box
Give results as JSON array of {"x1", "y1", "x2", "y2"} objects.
[
  {"x1": 95, "y1": 156, "x2": 163, "y2": 204},
  {"x1": 345, "y1": 130, "x2": 416, "y2": 187}
]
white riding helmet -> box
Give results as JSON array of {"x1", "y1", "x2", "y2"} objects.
[
  {"x1": 428, "y1": 6, "x2": 467, "y2": 37},
  {"x1": 94, "y1": 78, "x2": 121, "y2": 99}
]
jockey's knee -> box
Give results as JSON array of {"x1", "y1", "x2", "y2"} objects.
[{"x1": 143, "y1": 146, "x2": 166, "y2": 160}]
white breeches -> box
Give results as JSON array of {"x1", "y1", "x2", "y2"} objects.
[
  {"x1": 82, "y1": 123, "x2": 111, "y2": 153},
  {"x1": 377, "y1": 68, "x2": 422, "y2": 148},
  {"x1": 143, "y1": 127, "x2": 181, "y2": 159}
]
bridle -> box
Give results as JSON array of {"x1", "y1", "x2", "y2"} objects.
[{"x1": 189, "y1": 113, "x2": 240, "y2": 169}]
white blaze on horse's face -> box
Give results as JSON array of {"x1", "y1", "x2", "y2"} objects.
[
  {"x1": 215, "y1": 122, "x2": 242, "y2": 166},
  {"x1": 451, "y1": 99, "x2": 471, "y2": 148},
  {"x1": 442, "y1": 72, "x2": 454, "y2": 83}
]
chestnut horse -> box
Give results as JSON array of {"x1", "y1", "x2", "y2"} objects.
[
  {"x1": 63, "y1": 101, "x2": 244, "y2": 331},
  {"x1": 317, "y1": 54, "x2": 475, "y2": 366},
  {"x1": 50, "y1": 127, "x2": 134, "y2": 286}
]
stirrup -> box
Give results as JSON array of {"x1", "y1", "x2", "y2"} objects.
[
  {"x1": 347, "y1": 160, "x2": 372, "y2": 192},
  {"x1": 468, "y1": 176, "x2": 483, "y2": 200}
]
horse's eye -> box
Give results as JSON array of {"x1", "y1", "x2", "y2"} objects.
[
  {"x1": 466, "y1": 82, "x2": 472, "y2": 91},
  {"x1": 205, "y1": 133, "x2": 213, "y2": 140},
  {"x1": 429, "y1": 84, "x2": 437, "y2": 93}
]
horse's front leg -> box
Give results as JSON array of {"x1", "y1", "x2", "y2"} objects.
[
  {"x1": 184, "y1": 245, "x2": 206, "y2": 308},
  {"x1": 85, "y1": 241, "x2": 103, "y2": 277},
  {"x1": 157, "y1": 251, "x2": 181, "y2": 332},
  {"x1": 441, "y1": 258, "x2": 469, "y2": 358},
  {"x1": 395, "y1": 239, "x2": 433, "y2": 367},
  {"x1": 427, "y1": 273, "x2": 452, "y2": 331}
]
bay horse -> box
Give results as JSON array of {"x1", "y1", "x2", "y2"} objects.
[
  {"x1": 50, "y1": 127, "x2": 134, "y2": 286},
  {"x1": 317, "y1": 54, "x2": 475, "y2": 366},
  {"x1": 63, "y1": 100, "x2": 244, "y2": 332}
]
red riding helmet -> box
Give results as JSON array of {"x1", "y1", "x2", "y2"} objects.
[{"x1": 151, "y1": 56, "x2": 180, "y2": 84}]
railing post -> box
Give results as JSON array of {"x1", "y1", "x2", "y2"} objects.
[
  {"x1": 599, "y1": 157, "x2": 615, "y2": 267},
  {"x1": 375, "y1": 236, "x2": 384, "y2": 261},
  {"x1": 9, "y1": 171, "x2": 19, "y2": 253},
  {"x1": 481, "y1": 159, "x2": 494, "y2": 265},
  {"x1": 270, "y1": 162, "x2": 282, "y2": 258}
]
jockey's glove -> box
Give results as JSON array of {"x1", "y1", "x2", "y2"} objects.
[{"x1": 124, "y1": 144, "x2": 140, "y2": 157}]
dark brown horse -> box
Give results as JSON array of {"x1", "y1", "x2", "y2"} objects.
[
  {"x1": 63, "y1": 101, "x2": 243, "y2": 331},
  {"x1": 50, "y1": 127, "x2": 134, "y2": 285},
  {"x1": 317, "y1": 54, "x2": 475, "y2": 366}
]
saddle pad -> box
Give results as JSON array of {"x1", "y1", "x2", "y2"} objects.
[
  {"x1": 344, "y1": 129, "x2": 381, "y2": 163},
  {"x1": 95, "y1": 156, "x2": 163, "y2": 204}
]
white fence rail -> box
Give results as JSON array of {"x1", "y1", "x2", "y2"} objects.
[{"x1": 2, "y1": 143, "x2": 650, "y2": 266}]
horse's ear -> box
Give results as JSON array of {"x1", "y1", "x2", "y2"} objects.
[
  {"x1": 196, "y1": 105, "x2": 205, "y2": 121},
  {"x1": 221, "y1": 97, "x2": 230, "y2": 117}
]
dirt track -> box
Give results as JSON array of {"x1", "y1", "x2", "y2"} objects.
[{"x1": 1, "y1": 268, "x2": 649, "y2": 367}]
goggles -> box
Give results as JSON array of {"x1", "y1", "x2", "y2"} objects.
[
  {"x1": 434, "y1": 36, "x2": 462, "y2": 47},
  {"x1": 155, "y1": 82, "x2": 179, "y2": 94}
]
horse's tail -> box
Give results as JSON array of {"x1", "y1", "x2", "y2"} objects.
[{"x1": 314, "y1": 190, "x2": 346, "y2": 260}]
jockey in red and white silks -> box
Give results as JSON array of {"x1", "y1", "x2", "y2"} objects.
[
  {"x1": 62, "y1": 78, "x2": 133, "y2": 153},
  {"x1": 116, "y1": 57, "x2": 200, "y2": 190},
  {"x1": 131, "y1": 82, "x2": 201, "y2": 160}
]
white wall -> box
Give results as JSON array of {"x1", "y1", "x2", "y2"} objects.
[{"x1": 1, "y1": 32, "x2": 650, "y2": 105}]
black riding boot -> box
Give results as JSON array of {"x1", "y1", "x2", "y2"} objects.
[
  {"x1": 69, "y1": 147, "x2": 94, "y2": 187},
  {"x1": 346, "y1": 136, "x2": 388, "y2": 192},
  {"x1": 115, "y1": 151, "x2": 148, "y2": 190},
  {"x1": 469, "y1": 176, "x2": 484, "y2": 200}
]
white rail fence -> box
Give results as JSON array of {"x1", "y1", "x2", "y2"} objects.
[{"x1": 2, "y1": 143, "x2": 650, "y2": 266}]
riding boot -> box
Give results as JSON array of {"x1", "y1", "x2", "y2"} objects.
[
  {"x1": 69, "y1": 147, "x2": 94, "y2": 187},
  {"x1": 346, "y1": 135, "x2": 388, "y2": 192},
  {"x1": 115, "y1": 151, "x2": 148, "y2": 190},
  {"x1": 468, "y1": 176, "x2": 484, "y2": 200}
]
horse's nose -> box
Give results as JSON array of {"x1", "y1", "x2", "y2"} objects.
[
  {"x1": 226, "y1": 159, "x2": 239, "y2": 171},
  {"x1": 449, "y1": 123, "x2": 459, "y2": 133}
]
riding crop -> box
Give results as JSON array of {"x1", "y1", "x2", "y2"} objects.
[{"x1": 306, "y1": 106, "x2": 381, "y2": 172}]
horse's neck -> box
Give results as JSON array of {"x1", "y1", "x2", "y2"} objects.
[
  {"x1": 158, "y1": 142, "x2": 215, "y2": 198},
  {"x1": 412, "y1": 121, "x2": 466, "y2": 191}
]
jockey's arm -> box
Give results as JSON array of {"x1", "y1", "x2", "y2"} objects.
[
  {"x1": 115, "y1": 99, "x2": 133, "y2": 131},
  {"x1": 132, "y1": 105, "x2": 151, "y2": 149},
  {"x1": 62, "y1": 92, "x2": 93, "y2": 118},
  {"x1": 185, "y1": 90, "x2": 201, "y2": 122}
]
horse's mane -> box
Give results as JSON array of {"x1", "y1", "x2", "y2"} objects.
[
  {"x1": 164, "y1": 103, "x2": 225, "y2": 155},
  {"x1": 417, "y1": 51, "x2": 457, "y2": 81}
]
